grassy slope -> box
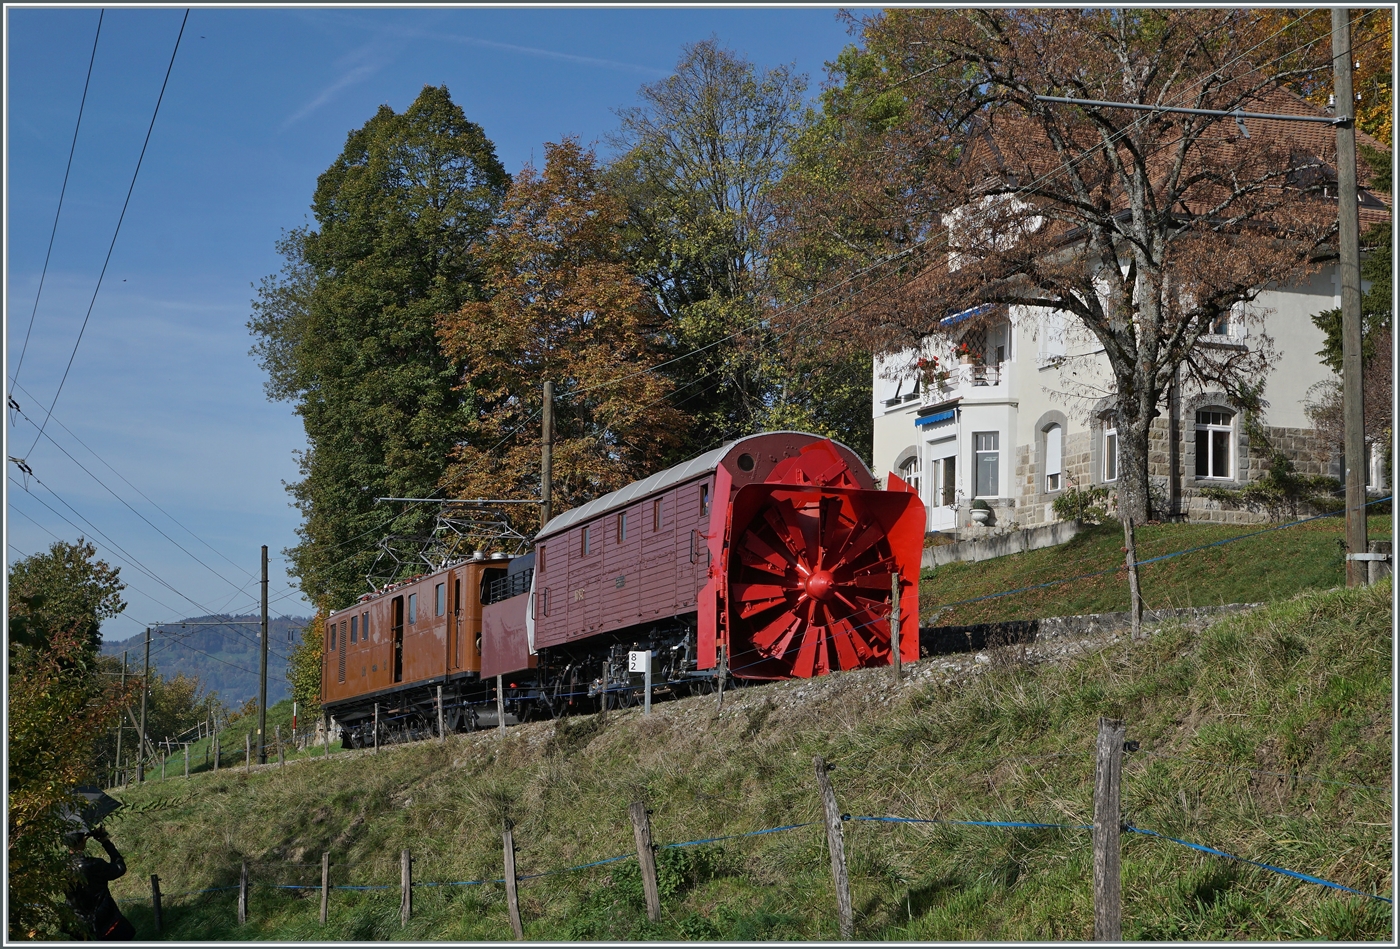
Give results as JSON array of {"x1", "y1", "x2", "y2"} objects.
[
  {"x1": 102, "y1": 580, "x2": 1391, "y2": 941},
  {"x1": 921, "y1": 514, "x2": 1393, "y2": 626}
]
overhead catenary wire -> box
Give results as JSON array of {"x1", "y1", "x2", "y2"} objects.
[
  {"x1": 24, "y1": 8, "x2": 190, "y2": 460},
  {"x1": 9, "y1": 9, "x2": 104, "y2": 393}
]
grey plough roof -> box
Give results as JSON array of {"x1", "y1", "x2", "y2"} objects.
[{"x1": 533, "y1": 432, "x2": 865, "y2": 542}]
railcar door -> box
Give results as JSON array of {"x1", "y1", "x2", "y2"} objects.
[{"x1": 392, "y1": 595, "x2": 405, "y2": 683}]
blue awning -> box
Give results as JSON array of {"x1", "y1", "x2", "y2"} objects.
[
  {"x1": 915, "y1": 409, "x2": 956, "y2": 428},
  {"x1": 940, "y1": 303, "x2": 994, "y2": 327}
]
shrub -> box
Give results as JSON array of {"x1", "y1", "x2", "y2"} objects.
[{"x1": 1052, "y1": 485, "x2": 1112, "y2": 523}]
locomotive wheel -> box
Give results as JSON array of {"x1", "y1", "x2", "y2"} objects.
[{"x1": 729, "y1": 491, "x2": 898, "y2": 678}]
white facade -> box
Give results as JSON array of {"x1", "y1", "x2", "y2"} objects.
[{"x1": 872, "y1": 266, "x2": 1354, "y2": 535}]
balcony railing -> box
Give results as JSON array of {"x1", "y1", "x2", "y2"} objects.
[{"x1": 924, "y1": 363, "x2": 1003, "y2": 402}]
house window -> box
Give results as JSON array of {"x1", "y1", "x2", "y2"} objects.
[
  {"x1": 1103, "y1": 426, "x2": 1119, "y2": 482},
  {"x1": 699, "y1": 483, "x2": 710, "y2": 517},
  {"x1": 408, "y1": 593, "x2": 417, "y2": 625},
  {"x1": 1045, "y1": 423, "x2": 1063, "y2": 492},
  {"x1": 974, "y1": 432, "x2": 999, "y2": 497},
  {"x1": 350, "y1": 615, "x2": 357, "y2": 644},
  {"x1": 617, "y1": 511, "x2": 628, "y2": 542},
  {"x1": 1195, "y1": 409, "x2": 1234, "y2": 479},
  {"x1": 898, "y1": 455, "x2": 921, "y2": 494},
  {"x1": 581, "y1": 525, "x2": 592, "y2": 555},
  {"x1": 435, "y1": 582, "x2": 445, "y2": 617}
]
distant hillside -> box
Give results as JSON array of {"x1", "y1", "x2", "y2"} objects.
[{"x1": 101, "y1": 615, "x2": 310, "y2": 710}]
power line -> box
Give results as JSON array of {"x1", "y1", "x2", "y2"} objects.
[
  {"x1": 9, "y1": 9, "x2": 103, "y2": 392},
  {"x1": 10, "y1": 379, "x2": 261, "y2": 584},
  {"x1": 24, "y1": 8, "x2": 190, "y2": 459}
]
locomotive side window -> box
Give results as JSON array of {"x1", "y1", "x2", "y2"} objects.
[
  {"x1": 617, "y1": 511, "x2": 627, "y2": 542},
  {"x1": 362, "y1": 611, "x2": 369, "y2": 641},
  {"x1": 699, "y1": 483, "x2": 710, "y2": 517},
  {"x1": 350, "y1": 615, "x2": 357, "y2": 643},
  {"x1": 538, "y1": 545, "x2": 545, "y2": 574},
  {"x1": 328, "y1": 621, "x2": 336, "y2": 651},
  {"x1": 435, "y1": 583, "x2": 445, "y2": 617},
  {"x1": 653, "y1": 498, "x2": 662, "y2": 531},
  {"x1": 454, "y1": 578, "x2": 461, "y2": 614},
  {"x1": 408, "y1": 593, "x2": 417, "y2": 625},
  {"x1": 581, "y1": 525, "x2": 592, "y2": 555}
]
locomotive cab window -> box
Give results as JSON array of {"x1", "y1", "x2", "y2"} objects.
[
  {"x1": 537, "y1": 545, "x2": 545, "y2": 574},
  {"x1": 350, "y1": 615, "x2": 357, "y2": 643},
  {"x1": 699, "y1": 483, "x2": 710, "y2": 517},
  {"x1": 328, "y1": 621, "x2": 336, "y2": 651},
  {"x1": 617, "y1": 511, "x2": 628, "y2": 542},
  {"x1": 408, "y1": 593, "x2": 417, "y2": 625},
  {"x1": 362, "y1": 612, "x2": 369, "y2": 642},
  {"x1": 653, "y1": 498, "x2": 662, "y2": 532},
  {"x1": 435, "y1": 582, "x2": 445, "y2": 617},
  {"x1": 581, "y1": 525, "x2": 592, "y2": 555}
]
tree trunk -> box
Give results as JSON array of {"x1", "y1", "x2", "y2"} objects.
[{"x1": 1114, "y1": 411, "x2": 1154, "y2": 524}]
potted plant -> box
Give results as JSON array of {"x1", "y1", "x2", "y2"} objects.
[
  {"x1": 970, "y1": 498, "x2": 992, "y2": 525},
  {"x1": 956, "y1": 342, "x2": 981, "y2": 365}
]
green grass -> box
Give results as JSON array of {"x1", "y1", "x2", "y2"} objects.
[
  {"x1": 921, "y1": 514, "x2": 1393, "y2": 626},
  {"x1": 99, "y1": 580, "x2": 1391, "y2": 941}
]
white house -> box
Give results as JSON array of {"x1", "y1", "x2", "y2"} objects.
[{"x1": 872, "y1": 262, "x2": 1382, "y2": 536}]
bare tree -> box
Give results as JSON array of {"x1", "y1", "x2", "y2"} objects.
[{"x1": 777, "y1": 8, "x2": 1389, "y2": 521}]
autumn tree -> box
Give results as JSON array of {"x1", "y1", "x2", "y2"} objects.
[
  {"x1": 777, "y1": 8, "x2": 1382, "y2": 522},
  {"x1": 435, "y1": 138, "x2": 688, "y2": 537},
  {"x1": 609, "y1": 39, "x2": 834, "y2": 458},
  {"x1": 250, "y1": 85, "x2": 509, "y2": 609},
  {"x1": 7, "y1": 543, "x2": 130, "y2": 939}
]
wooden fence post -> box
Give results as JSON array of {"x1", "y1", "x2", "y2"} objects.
[
  {"x1": 245, "y1": 733, "x2": 251, "y2": 774},
  {"x1": 277, "y1": 725, "x2": 284, "y2": 768},
  {"x1": 437, "y1": 685, "x2": 446, "y2": 743},
  {"x1": 213, "y1": 737, "x2": 219, "y2": 772},
  {"x1": 628, "y1": 802, "x2": 662, "y2": 923},
  {"x1": 814, "y1": 756, "x2": 853, "y2": 940},
  {"x1": 323, "y1": 714, "x2": 331, "y2": 757},
  {"x1": 716, "y1": 644, "x2": 727, "y2": 712},
  {"x1": 890, "y1": 573, "x2": 902, "y2": 682},
  {"x1": 1122, "y1": 517, "x2": 1143, "y2": 640},
  {"x1": 502, "y1": 819, "x2": 523, "y2": 939},
  {"x1": 374, "y1": 704, "x2": 381, "y2": 755},
  {"x1": 238, "y1": 860, "x2": 248, "y2": 925},
  {"x1": 320, "y1": 851, "x2": 329, "y2": 925},
  {"x1": 150, "y1": 874, "x2": 162, "y2": 933},
  {"x1": 497, "y1": 676, "x2": 507, "y2": 737},
  {"x1": 400, "y1": 849, "x2": 412, "y2": 926},
  {"x1": 161, "y1": 752, "x2": 166, "y2": 781},
  {"x1": 184, "y1": 743, "x2": 189, "y2": 779},
  {"x1": 1093, "y1": 717, "x2": 1125, "y2": 941}
]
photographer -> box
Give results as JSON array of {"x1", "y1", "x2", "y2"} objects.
[{"x1": 64, "y1": 827, "x2": 135, "y2": 940}]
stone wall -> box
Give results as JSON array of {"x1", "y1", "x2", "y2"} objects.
[{"x1": 1010, "y1": 417, "x2": 1338, "y2": 527}]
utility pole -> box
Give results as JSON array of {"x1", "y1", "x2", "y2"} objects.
[
  {"x1": 258, "y1": 545, "x2": 269, "y2": 763},
  {"x1": 541, "y1": 380, "x2": 554, "y2": 528},
  {"x1": 1334, "y1": 8, "x2": 1368, "y2": 586},
  {"x1": 116, "y1": 652, "x2": 126, "y2": 777},
  {"x1": 138, "y1": 630, "x2": 150, "y2": 782}
]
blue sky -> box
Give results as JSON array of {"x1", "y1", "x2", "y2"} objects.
[{"x1": 5, "y1": 5, "x2": 863, "y2": 641}]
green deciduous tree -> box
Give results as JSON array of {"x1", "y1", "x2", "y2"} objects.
[
  {"x1": 7, "y1": 538, "x2": 125, "y2": 659},
  {"x1": 436, "y1": 138, "x2": 689, "y2": 535},
  {"x1": 250, "y1": 85, "x2": 509, "y2": 610},
  {"x1": 610, "y1": 39, "x2": 828, "y2": 459}
]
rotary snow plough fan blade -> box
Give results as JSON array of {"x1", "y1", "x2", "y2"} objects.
[{"x1": 725, "y1": 484, "x2": 922, "y2": 680}]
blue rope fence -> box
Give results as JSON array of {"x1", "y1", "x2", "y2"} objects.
[
  {"x1": 1123, "y1": 825, "x2": 1393, "y2": 904},
  {"x1": 118, "y1": 813, "x2": 1389, "y2": 910}
]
